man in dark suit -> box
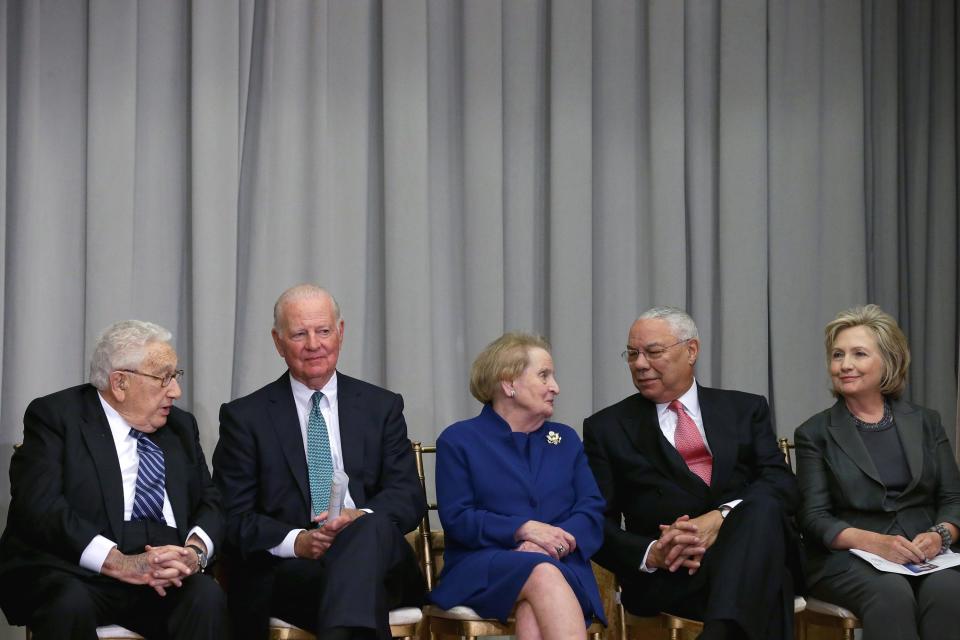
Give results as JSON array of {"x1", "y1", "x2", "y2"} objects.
[
  {"x1": 0, "y1": 320, "x2": 227, "y2": 639},
  {"x1": 213, "y1": 284, "x2": 426, "y2": 640},
  {"x1": 583, "y1": 307, "x2": 801, "y2": 640}
]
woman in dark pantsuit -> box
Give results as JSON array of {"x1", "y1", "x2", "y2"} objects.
[{"x1": 796, "y1": 304, "x2": 960, "y2": 640}]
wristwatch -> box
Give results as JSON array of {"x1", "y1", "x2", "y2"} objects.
[
  {"x1": 928, "y1": 523, "x2": 953, "y2": 555},
  {"x1": 186, "y1": 544, "x2": 208, "y2": 573}
]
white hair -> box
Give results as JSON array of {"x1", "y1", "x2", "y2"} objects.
[
  {"x1": 88, "y1": 320, "x2": 172, "y2": 390},
  {"x1": 636, "y1": 306, "x2": 700, "y2": 341},
  {"x1": 273, "y1": 284, "x2": 342, "y2": 331}
]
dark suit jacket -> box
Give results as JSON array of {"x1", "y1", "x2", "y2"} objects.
[
  {"x1": 212, "y1": 372, "x2": 425, "y2": 559},
  {"x1": 0, "y1": 384, "x2": 223, "y2": 621},
  {"x1": 583, "y1": 384, "x2": 799, "y2": 591},
  {"x1": 795, "y1": 398, "x2": 960, "y2": 585}
]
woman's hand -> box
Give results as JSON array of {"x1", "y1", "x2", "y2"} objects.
[
  {"x1": 865, "y1": 532, "x2": 927, "y2": 564},
  {"x1": 911, "y1": 531, "x2": 944, "y2": 560},
  {"x1": 514, "y1": 520, "x2": 576, "y2": 559},
  {"x1": 515, "y1": 540, "x2": 550, "y2": 555}
]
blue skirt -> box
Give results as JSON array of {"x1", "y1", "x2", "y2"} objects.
[{"x1": 430, "y1": 549, "x2": 601, "y2": 625}]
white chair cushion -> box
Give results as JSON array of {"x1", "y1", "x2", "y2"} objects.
[
  {"x1": 422, "y1": 604, "x2": 487, "y2": 620},
  {"x1": 269, "y1": 618, "x2": 300, "y2": 629},
  {"x1": 388, "y1": 607, "x2": 423, "y2": 625},
  {"x1": 804, "y1": 597, "x2": 859, "y2": 619},
  {"x1": 96, "y1": 626, "x2": 144, "y2": 639},
  {"x1": 794, "y1": 596, "x2": 807, "y2": 613},
  {"x1": 271, "y1": 609, "x2": 423, "y2": 630}
]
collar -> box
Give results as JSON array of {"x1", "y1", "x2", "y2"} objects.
[
  {"x1": 655, "y1": 378, "x2": 700, "y2": 420},
  {"x1": 289, "y1": 371, "x2": 339, "y2": 407},
  {"x1": 97, "y1": 391, "x2": 145, "y2": 446}
]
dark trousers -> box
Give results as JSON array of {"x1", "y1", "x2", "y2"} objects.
[
  {"x1": 9, "y1": 570, "x2": 227, "y2": 640},
  {"x1": 229, "y1": 513, "x2": 425, "y2": 640},
  {"x1": 811, "y1": 559, "x2": 960, "y2": 640},
  {"x1": 620, "y1": 494, "x2": 798, "y2": 640},
  {"x1": 2, "y1": 522, "x2": 227, "y2": 640}
]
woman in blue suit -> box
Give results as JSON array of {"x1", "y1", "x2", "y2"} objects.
[{"x1": 430, "y1": 333, "x2": 606, "y2": 640}]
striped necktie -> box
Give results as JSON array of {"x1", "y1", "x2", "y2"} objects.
[
  {"x1": 129, "y1": 429, "x2": 167, "y2": 523},
  {"x1": 307, "y1": 392, "x2": 334, "y2": 516}
]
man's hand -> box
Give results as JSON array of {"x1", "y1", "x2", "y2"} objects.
[
  {"x1": 101, "y1": 545, "x2": 194, "y2": 596},
  {"x1": 648, "y1": 515, "x2": 705, "y2": 573},
  {"x1": 295, "y1": 509, "x2": 367, "y2": 559},
  {"x1": 685, "y1": 509, "x2": 724, "y2": 552},
  {"x1": 514, "y1": 520, "x2": 576, "y2": 559}
]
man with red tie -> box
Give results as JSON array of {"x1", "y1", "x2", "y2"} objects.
[{"x1": 583, "y1": 307, "x2": 802, "y2": 640}]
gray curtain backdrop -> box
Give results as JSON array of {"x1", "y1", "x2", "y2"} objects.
[{"x1": 0, "y1": 0, "x2": 957, "y2": 634}]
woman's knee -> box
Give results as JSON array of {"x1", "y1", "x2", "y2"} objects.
[{"x1": 521, "y1": 562, "x2": 569, "y2": 597}]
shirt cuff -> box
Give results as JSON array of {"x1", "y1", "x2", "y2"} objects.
[
  {"x1": 640, "y1": 540, "x2": 658, "y2": 573},
  {"x1": 720, "y1": 499, "x2": 743, "y2": 511},
  {"x1": 187, "y1": 526, "x2": 215, "y2": 559},
  {"x1": 80, "y1": 535, "x2": 118, "y2": 573},
  {"x1": 269, "y1": 529, "x2": 305, "y2": 558}
]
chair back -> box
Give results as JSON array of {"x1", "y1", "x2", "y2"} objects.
[
  {"x1": 411, "y1": 442, "x2": 442, "y2": 589},
  {"x1": 778, "y1": 437, "x2": 796, "y2": 472}
]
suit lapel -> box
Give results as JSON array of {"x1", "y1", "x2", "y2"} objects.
[
  {"x1": 79, "y1": 387, "x2": 125, "y2": 540},
  {"x1": 698, "y1": 385, "x2": 734, "y2": 494},
  {"x1": 152, "y1": 425, "x2": 188, "y2": 535},
  {"x1": 826, "y1": 399, "x2": 883, "y2": 485},
  {"x1": 335, "y1": 374, "x2": 366, "y2": 503},
  {"x1": 618, "y1": 394, "x2": 709, "y2": 498},
  {"x1": 268, "y1": 374, "x2": 311, "y2": 509},
  {"x1": 893, "y1": 400, "x2": 925, "y2": 494}
]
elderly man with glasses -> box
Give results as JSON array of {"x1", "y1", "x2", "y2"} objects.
[
  {"x1": 583, "y1": 307, "x2": 802, "y2": 640},
  {"x1": 0, "y1": 320, "x2": 227, "y2": 639}
]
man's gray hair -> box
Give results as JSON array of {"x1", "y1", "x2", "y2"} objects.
[
  {"x1": 89, "y1": 320, "x2": 173, "y2": 390},
  {"x1": 273, "y1": 284, "x2": 342, "y2": 331},
  {"x1": 637, "y1": 306, "x2": 700, "y2": 342}
]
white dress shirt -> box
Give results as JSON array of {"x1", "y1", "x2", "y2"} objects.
[
  {"x1": 269, "y1": 372, "x2": 359, "y2": 558},
  {"x1": 78, "y1": 394, "x2": 215, "y2": 573}
]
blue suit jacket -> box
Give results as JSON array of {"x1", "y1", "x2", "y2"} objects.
[
  {"x1": 213, "y1": 371, "x2": 425, "y2": 557},
  {"x1": 431, "y1": 405, "x2": 606, "y2": 622}
]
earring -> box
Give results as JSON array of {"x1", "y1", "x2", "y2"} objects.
[{"x1": 510, "y1": 389, "x2": 516, "y2": 397}]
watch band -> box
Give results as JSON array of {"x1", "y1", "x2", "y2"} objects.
[{"x1": 186, "y1": 544, "x2": 207, "y2": 572}]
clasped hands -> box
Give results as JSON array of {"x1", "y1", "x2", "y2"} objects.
[
  {"x1": 514, "y1": 520, "x2": 576, "y2": 560},
  {"x1": 102, "y1": 540, "x2": 205, "y2": 597},
  {"x1": 649, "y1": 510, "x2": 725, "y2": 574},
  {"x1": 294, "y1": 508, "x2": 366, "y2": 560},
  {"x1": 866, "y1": 531, "x2": 943, "y2": 565}
]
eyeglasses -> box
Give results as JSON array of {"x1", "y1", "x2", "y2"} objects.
[
  {"x1": 621, "y1": 339, "x2": 691, "y2": 363},
  {"x1": 119, "y1": 369, "x2": 185, "y2": 388}
]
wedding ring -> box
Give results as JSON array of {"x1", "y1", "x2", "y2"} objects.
[{"x1": 557, "y1": 545, "x2": 565, "y2": 554}]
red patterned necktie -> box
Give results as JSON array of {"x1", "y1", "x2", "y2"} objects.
[{"x1": 669, "y1": 400, "x2": 713, "y2": 485}]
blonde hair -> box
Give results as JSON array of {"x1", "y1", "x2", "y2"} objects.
[
  {"x1": 824, "y1": 304, "x2": 911, "y2": 399},
  {"x1": 469, "y1": 332, "x2": 551, "y2": 403}
]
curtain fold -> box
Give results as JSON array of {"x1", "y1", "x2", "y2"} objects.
[{"x1": 1, "y1": 7, "x2": 957, "y2": 636}]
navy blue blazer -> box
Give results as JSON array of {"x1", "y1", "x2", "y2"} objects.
[
  {"x1": 213, "y1": 371, "x2": 425, "y2": 557},
  {"x1": 0, "y1": 384, "x2": 222, "y2": 610},
  {"x1": 583, "y1": 385, "x2": 799, "y2": 589},
  {"x1": 431, "y1": 405, "x2": 606, "y2": 622}
]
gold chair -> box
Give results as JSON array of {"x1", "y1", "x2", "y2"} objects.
[
  {"x1": 777, "y1": 437, "x2": 861, "y2": 640},
  {"x1": 622, "y1": 597, "x2": 807, "y2": 640},
  {"x1": 413, "y1": 443, "x2": 607, "y2": 640}
]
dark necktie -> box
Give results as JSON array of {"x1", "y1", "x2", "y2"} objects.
[
  {"x1": 129, "y1": 429, "x2": 167, "y2": 523},
  {"x1": 307, "y1": 392, "x2": 334, "y2": 516},
  {"x1": 669, "y1": 400, "x2": 713, "y2": 485}
]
